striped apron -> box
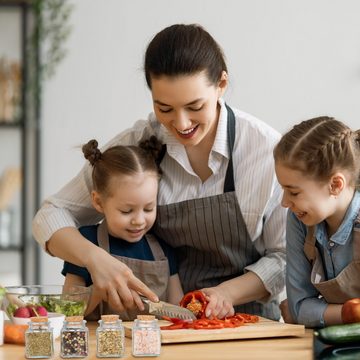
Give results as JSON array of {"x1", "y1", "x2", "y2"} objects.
[
  {"x1": 153, "y1": 105, "x2": 280, "y2": 320},
  {"x1": 86, "y1": 220, "x2": 170, "y2": 321},
  {"x1": 304, "y1": 212, "x2": 360, "y2": 303}
]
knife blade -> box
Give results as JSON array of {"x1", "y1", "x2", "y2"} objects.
[{"x1": 139, "y1": 295, "x2": 196, "y2": 320}]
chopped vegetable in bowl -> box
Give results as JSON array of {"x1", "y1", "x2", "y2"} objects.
[{"x1": 2, "y1": 285, "x2": 91, "y2": 319}]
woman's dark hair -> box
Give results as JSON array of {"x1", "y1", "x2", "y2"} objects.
[
  {"x1": 274, "y1": 116, "x2": 360, "y2": 187},
  {"x1": 144, "y1": 24, "x2": 227, "y2": 88},
  {"x1": 82, "y1": 136, "x2": 163, "y2": 196}
]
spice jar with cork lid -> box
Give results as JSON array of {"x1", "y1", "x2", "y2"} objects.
[
  {"x1": 96, "y1": 314, "x2": 124, "y2": 358},
  {"x1": 25, "y1": 316, "x2": 53, "y2": 359},
  {"x1": 60, "y1": 315, "x2": 89, "y2": 358},
  {"x1": 132, "y1": 315, "x2": 161, "y2": 357}
]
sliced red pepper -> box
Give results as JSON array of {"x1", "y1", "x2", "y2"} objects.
[
  {"x1": 179, "y1": 290, "x2": 208, "y2": 319},
  {"x1": 160, "y1": 323, "x2": 187, "y2": 330},
  {"x1": 161, "y1": 312, "x2": 259, "y2": 330},
  {"x1": 161, "y1": 316, "x2": 188, "y2": 324},
  {"x1": 235, "y1": 313, "x2": 259, "y2": 323}
]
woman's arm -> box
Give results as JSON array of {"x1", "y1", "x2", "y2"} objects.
[
  {"x1": 49, "y1": 227, "x2": 158, "y2": 313},
  {"x1": 243, "y1": 182, "x2": 287, "y2": 302},
  {"x1": 167, "y1": 274, "x2": 183, "y2": 306},
  {"x1": 201, "y1": 271, "x2": 267, "y2": 319},
  {"x1": 33, "y1": 119, "x2": 161, "y2": 313}
]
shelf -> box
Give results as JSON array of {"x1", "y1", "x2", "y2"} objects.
[
  {"x1": 0, "y1": 1, "x2": 31, "y2": 7},
  {"x1": 0, "y1": 1, "x2": 40, "y2": 284},
  {"x1": 0, "y1": 244, "x2": 23, "y2": 251},
  {"x1": 0, "y1": 121, "x2": 23, "y2": 128}
]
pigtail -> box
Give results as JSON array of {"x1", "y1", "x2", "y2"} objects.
[
  {"x1": 82, "y1": 139, "x2": 102, "y2": 166},
  {"x1": 139, "y1": 135, "x2": 163, "y2": 159},
  {"x1": 138, "y1": 136, "x2": 164, "y2": 175}
]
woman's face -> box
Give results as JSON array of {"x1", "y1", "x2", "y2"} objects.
[{"x1": 150, "y1": 71, "x2": 227, "y2": 148}]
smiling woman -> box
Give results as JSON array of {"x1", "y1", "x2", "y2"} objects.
[{"x1": 33, "y1": 23, "x2": 286, "y2": 322}]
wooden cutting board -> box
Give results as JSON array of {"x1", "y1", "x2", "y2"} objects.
[{"x1": 124, "y1": 317, "x2": 305, "y2": 344}]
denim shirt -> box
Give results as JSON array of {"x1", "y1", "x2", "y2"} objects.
[{"x1": 286, "y1": 190, "x2": 360, "y2": 328}]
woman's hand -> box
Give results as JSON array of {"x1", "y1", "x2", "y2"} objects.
[
  {"x1": 86, "y1": 246, "x2": 159, "y2": 313},
  {"x1": 280, "y1": 299, "x2": 295, "y2": 324},
  {"x1": 47, "y1": 227, "x2": 158, "y2": 313},
  {"x1": 200, "y1": 286, "x2": 235, "y2": 319}
]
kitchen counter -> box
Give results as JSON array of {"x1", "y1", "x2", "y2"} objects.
[{"x1": 0, "y1": 322, "x2": 313, "y2": 360}]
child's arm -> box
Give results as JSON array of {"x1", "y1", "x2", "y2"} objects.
[
  {"x1": 323, "y1": 304, "x2": 343, "y2": 326},
  {"x1": 63, "y1": 273, "x2": 102, "y2": 316},
  {"x1": 167, "y1": 274, "x2": 183, "y2": 306}
]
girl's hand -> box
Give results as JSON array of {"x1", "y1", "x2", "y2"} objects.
[
  {"x1": 86, "y1": 247, "x2": 158, "y2": 312},
  {"x1": 280, "y1": 299, "x2": 295, "y2": 324},
  {"x1": 200, "y1": 286, "x2": 235, "y2": 319}
]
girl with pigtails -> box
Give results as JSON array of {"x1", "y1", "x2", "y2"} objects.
[
  {"x1": 62, "y1": 136, "x2": 183, "y2": 320},
  {"x1": 274, "y1": 116, "x2": 360, "y2": 328}
]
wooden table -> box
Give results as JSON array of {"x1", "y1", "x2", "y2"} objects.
[{"x1": 0, "y1": 322, "x2": 314, "y2": 360}]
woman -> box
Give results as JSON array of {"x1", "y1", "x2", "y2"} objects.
[{"x1": 33, "y1": 24, "x2": 286, "y2": 320}]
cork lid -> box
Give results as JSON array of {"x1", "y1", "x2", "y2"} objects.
[
  {"x1": 101, "y1": 314, "x2": 119, "y2": 322},
  {"x1": 30, "y1": 316, "x2": 48, "y2": 322},
  {"x1": 137, "y1": 315, "x2": 156, "y2": 321},
  {"x1": 65, "y1": 316, "x2": 83, "y2": 322}
]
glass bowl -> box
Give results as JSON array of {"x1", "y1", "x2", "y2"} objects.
[{"x1": 1, "y1": 285, "x2": 91, "y2": 320}]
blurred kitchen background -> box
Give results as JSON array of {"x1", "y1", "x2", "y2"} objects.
[{"x1": 0, "y1": 0, "x2": 360, "y2": 286}]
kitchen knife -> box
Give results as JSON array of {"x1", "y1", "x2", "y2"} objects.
[{"x1": 140, "y1": 295, "x2": 196, "y2": 320}]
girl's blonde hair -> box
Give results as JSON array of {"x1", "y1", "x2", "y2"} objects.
[{"x1": 274, "y1": 116, "x2": 360, "y2": 187}]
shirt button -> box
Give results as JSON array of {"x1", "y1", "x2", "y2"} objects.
[{"x1": 329, "y1": 242, "x2": 335, "y2": 247}]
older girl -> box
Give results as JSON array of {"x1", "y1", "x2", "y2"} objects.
[{"x1": 274, "y1": 116, "x2": 360, "y2": 328}]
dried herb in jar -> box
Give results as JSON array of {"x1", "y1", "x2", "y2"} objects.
[
  {"x1": 25, "y1": 316, "x2": 53, "y2": 359},
  {"x1": 96, "y1": 314, "x2": 124, "y2": 358}
]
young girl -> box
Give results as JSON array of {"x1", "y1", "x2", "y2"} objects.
[
  {"x1": 34, "y1": 24, "x2": 286, "y2": 320},
  {"x1": 274, "y1": 116, "x2": 360, "y2": 328},
  {"x1": 62, "y1": 136, "x2": 183, "y2": 320}
]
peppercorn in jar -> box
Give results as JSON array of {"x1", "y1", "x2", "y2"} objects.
[
  {"x1": 25, "y1": 316, "x2": 53, "y2": 359},
  {"x1": 60, "y1": 315, "x2": 89, "y2": 358},
  {"x1": 96, "y1": 314, "x2": 124, "y2": 358}
]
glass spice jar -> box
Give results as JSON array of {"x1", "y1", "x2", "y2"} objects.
[
  {"x1": 60, "y1": 315, "x2": 89, "y2": 358},
  {"x1": 132, "y1": 315, "x2": 161, "y2": 357},
  {"x1": 25, "y1": 316, "x2": 54, "y2": 359},
  {"x1": 96, "y1": 314, "x2": 124, "y2": 358}
]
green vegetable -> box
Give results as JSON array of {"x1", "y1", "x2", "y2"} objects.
[
  {"x1": 0, "y1": 287, "x2": 5, "y2": 303},
  {"x1": 38, "y1": 295, "x2": 86, "y2": 316},
  {"x1": 6, "y1": 303, "x2": 18, "y2": 317},
  {"x1": 314, "y1": 323, "x2": 360, "y2": 345}
]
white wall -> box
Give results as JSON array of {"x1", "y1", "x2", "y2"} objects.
[{"x1": 40, "y1": 0, "x2": 360, "y2": 283}]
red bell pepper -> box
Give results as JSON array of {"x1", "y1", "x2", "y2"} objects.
[{"x1": 179, "y1": 290, "x2": 208, "y2": 319}]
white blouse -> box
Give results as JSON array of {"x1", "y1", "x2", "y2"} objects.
[{"x1": 33, "y1": 98, "x2": 287, "y2": 298}]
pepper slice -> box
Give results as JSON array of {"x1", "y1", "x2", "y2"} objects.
[
  {"x1": 160, "y1": 313, "x2": 259, "y2": 330},
  {"x1": 179, "y1": 290, "x2": 208, "y2": 319}
]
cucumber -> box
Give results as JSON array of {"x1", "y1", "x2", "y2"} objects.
[{"x1": 314, "y1": 323, "x2": 360, "y2": 345}]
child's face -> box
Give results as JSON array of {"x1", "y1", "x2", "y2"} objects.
[
  {"x1": 275, "y1": 162, "x2": 336, "y2": 226},
  {"x1": 93, "y1": 172, "x2": 158, "y2": 242},
  {"x1": 150, "y1": 70, "x2": 227, "y2": 149}
]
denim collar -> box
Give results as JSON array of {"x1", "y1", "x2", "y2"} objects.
[{"x1": 315, "y1": 190, "x2": 360, "y2": 245}]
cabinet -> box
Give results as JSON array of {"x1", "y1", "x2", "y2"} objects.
[{"x1": 0, "y1": 0, "x2": 40, "y2": 285}]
